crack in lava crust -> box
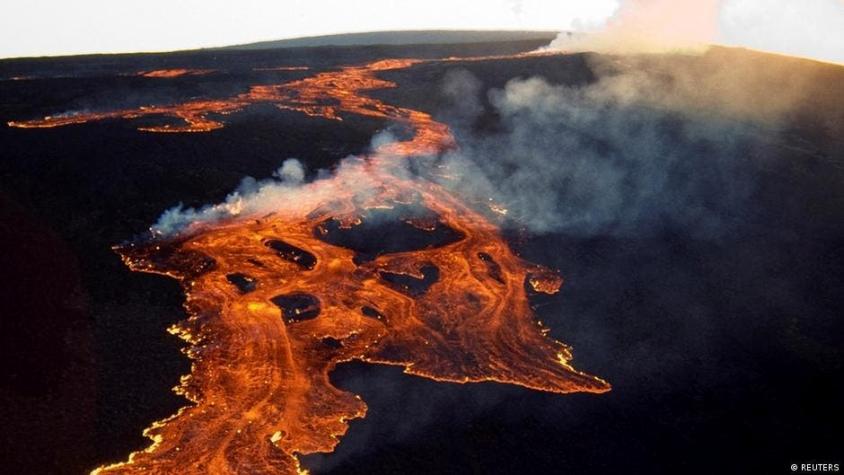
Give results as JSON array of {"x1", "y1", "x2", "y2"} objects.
[{"x1": 39, "y1": 55, "x2": 611, "y2": 474}]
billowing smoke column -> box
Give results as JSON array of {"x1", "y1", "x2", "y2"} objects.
[
  {"x1": 546, "y1": 0, "x2": 844, "y2": 64},
  {"x1": 546, "y1": 0, "x2": 721, "y2": 54},
  {"x1": 153, "y1": 158, "x2": 307, "y2": 236}
]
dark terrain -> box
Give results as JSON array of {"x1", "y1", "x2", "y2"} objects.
[
  {"x1": 1, "y1": 36, "x2": 842, "y2": 474},
  {"x1": 221, "y1": 30, "x2": 558, "y2": 50}
]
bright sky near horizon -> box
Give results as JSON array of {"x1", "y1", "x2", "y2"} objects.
[
  {"x1": 0, "y1": 0, "x2": 842, "y2": 63},
  {"x1": 0, "y1": 0, "x2": 619, "y2": 58}
]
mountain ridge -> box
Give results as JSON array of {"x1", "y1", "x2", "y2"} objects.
[{"x1": 219, "y1": 30, "x2": 559, "y2": 50}]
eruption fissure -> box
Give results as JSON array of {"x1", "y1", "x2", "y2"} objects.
[{"x1": 25, "y1": 54, "x2": 611, "y2": 474}]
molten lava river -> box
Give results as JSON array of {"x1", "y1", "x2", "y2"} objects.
[{"x1": 11, "y1": 54, "x2": 610, "y2": 474}]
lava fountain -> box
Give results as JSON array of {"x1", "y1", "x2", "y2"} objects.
[{"x1": 12, "y1": 55, "x2": 610, "y2": 474}]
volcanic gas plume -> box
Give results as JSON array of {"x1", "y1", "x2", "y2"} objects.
[{"x1": 13, "y1": 55, "x2": 609, "y2": 474}]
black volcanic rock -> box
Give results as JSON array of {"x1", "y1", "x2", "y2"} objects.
[{"x1": 1, "y1": 38, "x2": 842, "y2": 475}]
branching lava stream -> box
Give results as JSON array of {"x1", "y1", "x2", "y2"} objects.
[{"x1": 12, "y1": 54, "x2": 610, "y2": 474}]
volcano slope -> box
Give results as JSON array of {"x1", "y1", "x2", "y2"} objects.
[{"x1": 1, "y1": 37, "x2": 843, "y2": 474}]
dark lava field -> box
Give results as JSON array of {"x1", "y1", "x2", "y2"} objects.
[{"x1": 1, "y1": 36, "x2": 842, "y2": 474}]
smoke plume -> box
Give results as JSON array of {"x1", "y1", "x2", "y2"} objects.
[
  {"x1": 153, "y1": 158, "x2": 309, "y2": 235},
  {"x1": 430, "y1": 64, "x2": 753, "y2": 238},
  {"x1": 152, "y1": 48, "x2": 840, "y2": 242},
  {"x1": 546, "y1": 0, "x2": 721, "y2": 54},
  {"x1": 546, "y1": 0, "x2": 844, "y2": 64}
]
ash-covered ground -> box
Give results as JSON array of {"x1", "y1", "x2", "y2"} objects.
[{"x1": 1, "y1": 36, "x2": 842, "y2": 474}]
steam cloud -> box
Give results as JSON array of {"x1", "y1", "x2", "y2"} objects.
[
  {"x1": 154, "y1": 158, "x2": 308, "y2": 235},
  {"x1": 153, "y1": 153, "x2": 400, "y2": 236},
  {"x1": 546, "y1": 0, "x2": 844, "y2": 64},
  {"x1": 546, "y1": 0, "x2": 721, "y2": 54}
]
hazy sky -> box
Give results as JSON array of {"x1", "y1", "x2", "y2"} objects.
[
  {"x1": 0, "y1": 0, "x2": 618, "y2": 58},
  {"x1": 0, "y1": 0, "x2": 842, "y2": 63}
]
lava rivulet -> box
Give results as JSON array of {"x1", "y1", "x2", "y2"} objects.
[
  {"x1": 7, "y1": 58, "x2": 447, "y2": 138},
  {"x1": 137, "y1": 69, "x2": 215, "y2": 78},
  {"x1": 23, "y1": 55, "x2": 610, "y2": 474}
]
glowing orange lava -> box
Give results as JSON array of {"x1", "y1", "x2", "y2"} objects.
[
  {"x1": 138, "y1": 69, "x2": 215, "y2": 78},
  {"x1": 13, "y1": 54, "x2": 609, "y2": 474},
  {"x1": 253, "y1": 66, "x2": 311, "y2": 72}
]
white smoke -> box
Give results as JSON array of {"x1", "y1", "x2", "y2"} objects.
[
  {"x1": 149, "y1": 131, "x2": 412, "y2": 237},
  {"x1": 426, "y1": 43, "x2": 844, "y2": 238},
  {"x1": 152, "y1": 158, "x2": 313, "y2": 236},
  {"x1": 545, "y1": 0, "x2": 720, "y2": 54},
  {"x1": 545, "y1": 0, "x2": 844, "y2": 64},
  {"x1": 432, "y1": 69, "x2": 756, "y2": 238},
  {"x1": 271, "y1": 158, "x2": 305, "y2": 183}
]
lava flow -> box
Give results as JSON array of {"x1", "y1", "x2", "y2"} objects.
[
  {"x1": 137, "y1": 69, "x2": 215, "y2": 78},
  {"x1": 17, "y1": 55, "x2": 610, "y2": 474},
  {"x1": 6, "y1": 58, "x2": 449, "y2": 136}
]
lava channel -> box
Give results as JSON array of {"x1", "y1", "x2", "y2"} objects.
[{"x1": 20, "y1": 55, "x2": 610, "y2": 474}]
